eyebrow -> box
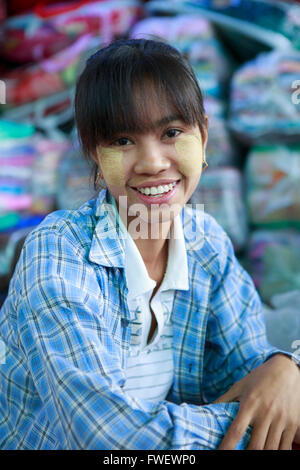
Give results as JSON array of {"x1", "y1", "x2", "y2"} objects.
[
  {"x1": 109, "y1": 114, "x2": 184, "y2": 140},
  {"x1": 152, "y1": 114, "x2": 183, "y2": 129}
]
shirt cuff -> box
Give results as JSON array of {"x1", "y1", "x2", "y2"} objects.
[{"x1": 264, "y1": 349, "x2": 300, "y2": 369}]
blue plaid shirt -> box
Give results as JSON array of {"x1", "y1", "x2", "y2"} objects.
[{"x1": 0, "y1": 189, "x2": 292, "y2": 450}]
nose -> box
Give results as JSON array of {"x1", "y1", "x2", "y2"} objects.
[{"x1": 134, "y1": 140, "x2": 171, "y2": 175}]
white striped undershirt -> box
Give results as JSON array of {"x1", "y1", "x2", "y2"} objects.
[{"x1": 122, "y1": 213, "x2": 189, "y2": 403}]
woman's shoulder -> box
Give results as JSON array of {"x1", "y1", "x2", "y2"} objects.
[
  {"x1": 25, "y1": 197, "x2": 99, "y2": 250},
  {"x1": 181, "y1": 205, "x2": 234, "y2": 278}
]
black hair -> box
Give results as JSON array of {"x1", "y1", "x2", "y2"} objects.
[{"x1": 74, "y1": 38, "x2": 207, "y2": 188}]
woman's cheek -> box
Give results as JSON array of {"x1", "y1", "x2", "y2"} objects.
[
  {"x1": 96, "y1": 147, "x2": 126, "y2": 186},
  {"x1": 174, "y1": 133, "x2": 204, "y2": 176}
]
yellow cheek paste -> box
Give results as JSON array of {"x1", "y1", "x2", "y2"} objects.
[
  {"x1": 96, "y1": 147, "x2": 125, "y2": 186},
  {"x1": 174, "y1": 133, "x2": 204, "y2": 176}
]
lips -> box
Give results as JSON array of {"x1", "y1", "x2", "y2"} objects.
[
  {"x1": 132, "y1": 179, "x2": 180, "y2": 189},
  {"x1": 131, "y1": 180, "x2": 180, "y2": 206}
]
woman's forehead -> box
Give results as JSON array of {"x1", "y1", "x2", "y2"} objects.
[
  {"x1": 99, "y1": 77, "x2": 201, "y2": 141},
  {"x1": 115, "y1": 94, "x2": 188, "y2": 133},
  {"x1": 133, "y1": 112, "x2": 186, "y2": 132}
]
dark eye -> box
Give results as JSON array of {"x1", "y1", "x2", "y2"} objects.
[
  {"x1": 164, "y1": 129, "x2": 181, "y2": 139},
  {"x1": 113, "y1": 137, "x2": 133, "y2": 146}
]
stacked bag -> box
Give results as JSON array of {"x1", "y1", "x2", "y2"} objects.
[
  {"x1": 0, "y1": 1, "x2": 143, "y2": 300},
  {"x1": 0, "y1": 1, "x2": 142, "y2": 133},
  {"x1": 229, "y1": 52, "x2": 300, "y2": 304},
  {"x1": 229, "y1": 51, "x2": 300, "y2": 144},
  {"x1": 0, "y1": 120, "x2": 70, "y2": 288},
  {"x1": 143, "y1": 1, "x2": 300, "y2": 311}
]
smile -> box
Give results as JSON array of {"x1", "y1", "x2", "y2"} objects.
[
  {"x1": 136, "y1": 182, "x2": 176, "y2": 196},
  {"x1": 131, "y1": 180, "x2": 180, "y2": 205}
]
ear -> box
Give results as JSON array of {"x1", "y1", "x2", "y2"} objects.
[
  {"x1": 202, "y1": 115, "x2": 209, "y2": 152},
  {"x1": 90, "y1": 149, "x2": 99, "y2": 165}
]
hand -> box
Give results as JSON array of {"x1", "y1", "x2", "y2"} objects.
[
  {"x1": 214, "y1": 354, "x2": 300, "y2": 450},
  {"x1": 294, "y1": 426, "x2": 300, "y2": 444}
]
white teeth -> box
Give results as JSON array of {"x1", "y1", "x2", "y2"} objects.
[{"x1": 137, "y1": 182, "x2": 177, "y2": 196}]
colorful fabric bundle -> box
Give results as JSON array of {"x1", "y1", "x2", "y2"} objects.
[
  {"x1": 189, "y1": 167, "x2": 248, "y2": 252},
  {"x1": 130, "y1": 14, "x2": 232, "y2": 97},
  {"x1": 0, "y1": 120, "x2": 70, "y2": 224},
  {"x1": 0, "y1": 0, "x2": 142, "y2": 64},
  {"x1": 229, "y1": 50, "x2": 300, "y2": 143},
  {"x1": 0, "y1": 120, "x2": 69, "y2": 284},
  {"x1": 2, "y1": 33, "x2": 96, "y2": 107},
  {"x1": 215, "y1": 0, "x2": 300, "y2": 49},
  {"x1": 247, "y1": 229, "x2": 300, "y2": 303},
  {"x1": 0, "y1": 0, "x2": 6, "y2": 24},
  {"x1": 1, "y1": 88, "x2": 75, "y2": 139},
  {"x1": 245, "y1": 145, "x2": 300, "y2": 228},
  {"x1": 0, "y1": 121, "x2": 36, "y2": 215},
  {"x1": 167, "y1": 0, "x2": 300, "y2": 49}
]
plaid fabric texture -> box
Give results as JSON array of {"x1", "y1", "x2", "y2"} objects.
[{"x1": 0, "y1": 189, "x2": 294, "y2": 450}]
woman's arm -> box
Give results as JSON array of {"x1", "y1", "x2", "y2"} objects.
[
  {"x1": 10, "y1": 227, "x2": 252, "y2": 450},
  {"x1": 215, "y1": 353, "x2": 300, "y2": 450},
  {"x1": 201, "y1": 225, "x2": 300, "y2": 449}
]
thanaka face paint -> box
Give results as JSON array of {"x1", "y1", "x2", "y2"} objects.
[
  {"x1": 174, "y1": 132, "x2": 204, "y2": 176},
  {"x1": 96, "y1": 130, "x2": 205, "y2": 189},
  {"x1": 96, "y1": 147, "x2": 125, "y2": 186}
]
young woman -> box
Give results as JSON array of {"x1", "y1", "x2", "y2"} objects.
[{"x1": 0, "y1": 39, "x2": 299, "y2": 450}]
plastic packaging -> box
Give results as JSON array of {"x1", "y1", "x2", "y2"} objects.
[
  {"x1": 2, "y1": 33, "x2": 96, "y2": 107},
  {"x1": 189, "y1": 167, "x2": 248, "y2": 252},
  {"x1": 0, "y1": 0, "x2": 142, "y2": 64},
  {"x1": 146, "y1": 1, "x2": 299, "y2": 50},
  {"x1": 130, "y1": 14, "x2": 232, "y2": 96},
  {"x1": 245, "y1": 145, "x2": 300, "y2": 228},
  {"x1": 204, "y1": 96, "x2": 236, "y2": 168},
  {"x1": 262, "y1": 290, "x2": 300, "y2": 353},
  {"x1": 229, "y1": 50, "x2": 300, "y2": 143},
  {"x1": 1, "y1": 89, "x2": 74, "y2": 139},
  {"x1": 31, "y1": 136, "x2": 71, "y2": 214},
  {"x1": 247, "y1": 229, "x2": 300, "y2": 303},
  {"x1": 56, "y1": 140, "x2": 96, "y2": 210}
]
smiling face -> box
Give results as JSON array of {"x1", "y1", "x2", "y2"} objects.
[
  {"x1": 93, "y1": 106, "x2": 208, "y2": 228},
  {"x1": 77, "y1": 39, "x2": 209, "y2": 232}
]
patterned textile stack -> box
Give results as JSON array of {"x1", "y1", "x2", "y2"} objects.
[
  {"x1": 0, "y1": 1, "x2": 143, "y2": 296},
  {"x1": 229, "y1": 51, "x2": 300, "y2": 144}
]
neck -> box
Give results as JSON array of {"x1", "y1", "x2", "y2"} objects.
[
  {"x1": 114, "y1": 195, "x2": 172, "y2": 270},
  {"x1": 132, "y1": 221, "x2": 171, "y2": 269}
]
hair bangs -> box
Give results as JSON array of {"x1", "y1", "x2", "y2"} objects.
[{"x1": 74, "y1": 38, "x2": 206, "y2": 186}]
